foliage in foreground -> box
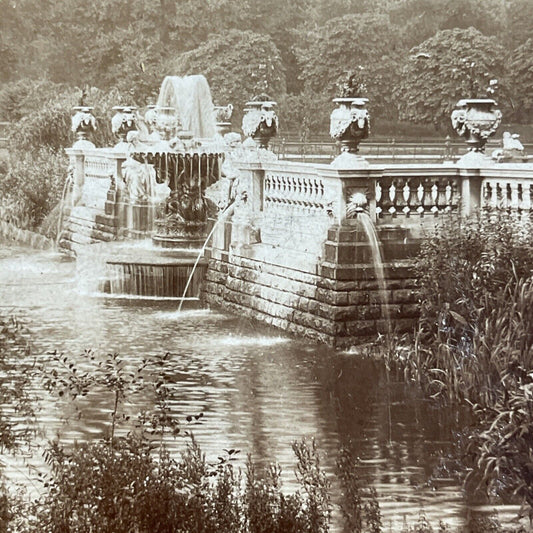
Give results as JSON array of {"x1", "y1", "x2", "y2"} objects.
[
  {"x1": 405, "y1": 211, "x2": 533, "y2": 519},
  {"x1": 0, "y1": 317, "x2": 529, "y2": 532}
]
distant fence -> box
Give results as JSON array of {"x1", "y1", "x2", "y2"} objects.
[{"x1": 269, "y1": 137, "x2": 533, "y2": 163}]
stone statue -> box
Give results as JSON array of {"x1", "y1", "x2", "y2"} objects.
[
  {"x1": 122, "y1": 131, "x2": 157, "y2": 203},
  {"x1": 491, "y1": 131, "x2": 527, "y2": 162},
  {"x1": 503, "y1": 131, "x2": 524, "y2": 152}
]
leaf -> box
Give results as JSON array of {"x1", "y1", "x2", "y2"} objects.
[{"x1": 449, "y1": 310, "x2": 468, "y2": 326}]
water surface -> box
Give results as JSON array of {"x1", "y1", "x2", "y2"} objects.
[{"x1": 0, "y1": 243, "x2": 515, "y2": 530}]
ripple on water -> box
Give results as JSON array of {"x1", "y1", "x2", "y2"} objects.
[{"x1": 0, "y1": 245, "x2": 520, "y2": 531}]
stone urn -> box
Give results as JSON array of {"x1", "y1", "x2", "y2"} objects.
[
  {"x1": 71, "y1": 106, "x2": 96, "y2": 147},
  {"x1": 214, "y1": 104, "x2": 233, "y2": 136},
  {"x1": 144, "y1": 104, "x2": 158, "y2": 134},
  {"x1": 330, "y1": 98, "x2": 369, "y2": 154},
  {"x1": 155, "y1": 106, "x2": 180, "y2": 141},
  {"x1": 111, "y1": 106, "x2": 138, "y2": 143},
  {"x1": 242, "y1": 99, "x2": 278, "y2": 149},
  {"x1": 451, "y1": 98, "x2": 502, "y2": 152}
]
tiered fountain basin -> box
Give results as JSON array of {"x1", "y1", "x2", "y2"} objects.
[
  {"x1": 60, "y1": 143, "x2": 224, "y2": 299},
  {"x1": 94, "y1": 240, "x2": 207, "y2": 300}
]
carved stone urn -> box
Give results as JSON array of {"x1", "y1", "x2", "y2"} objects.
[
  {"x1": 214, "y1": 104, "x2": 233, "y2": 136},
  {"x1": 71, "y1": 106, "x2": 96, "y2": 148},
  {"x1": 451, "y1": 98, "x2": 502, "y2": 152},
  {"x1": 155, "y1": 106, "x2": 180, "y2": 141},
  {"x1": 111, "y1": 106, "x2": 138, "y2": 143},
  {"x1": 242, "y1": 99, "x2": 278, "y2": 149},
  {"x1": 330, "y1": 98, "x2": 370, "y2": 154}
]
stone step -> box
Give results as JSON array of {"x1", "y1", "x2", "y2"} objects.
[{"x1": 64, "y1": 219, "x2": 117, "y2": 239}]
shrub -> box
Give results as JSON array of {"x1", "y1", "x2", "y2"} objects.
[
  {"x1": 0, "y1": 148, "x2": 68, "y2": 232},
  {"x1": 405, "y1": 211, "x2": 533, "y2": 519},
  {"x1": 0, "y1": 315, "x2": 34, "y2": 453},
  {"x1": 411, "y1": 212, "x2": 533, "y2": 405}
]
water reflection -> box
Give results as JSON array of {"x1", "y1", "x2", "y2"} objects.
[{"x1": 0, "y1": 243, "x2": 480, "y2": 530}]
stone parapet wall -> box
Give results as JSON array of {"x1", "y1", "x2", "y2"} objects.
[{"x1": 203, "y1": 245, "x2": 420, "y2": 347}]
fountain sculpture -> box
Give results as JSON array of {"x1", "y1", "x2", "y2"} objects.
[{"x1": 60, "y1": 75, "x2": 226, "y2": 299}]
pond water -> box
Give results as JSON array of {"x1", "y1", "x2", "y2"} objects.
[{"x1": 0, "y1": 243, "x2": 519, "y2": 530}]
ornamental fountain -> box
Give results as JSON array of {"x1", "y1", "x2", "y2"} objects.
[
  {"x1": 59, "y1": 75, "x2": 226, "y2": 299},
  {"x1": 57, "y1": 68, "x2": 533, "y2": 344}
]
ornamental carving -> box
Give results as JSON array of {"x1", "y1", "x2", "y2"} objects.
[
  {"x1": 242, "y1": 99, "x2": 278, "y2": 148},
  {"x1": 451, "y1": 99, "x2": 502, "y2": 152},
  {"x1": 330, "y1": 98, "x2": 370, "y2": 153}
]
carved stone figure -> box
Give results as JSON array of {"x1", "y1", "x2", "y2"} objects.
[{"x1": 492, "y1": 131, "x2": 528, "y2": 162}]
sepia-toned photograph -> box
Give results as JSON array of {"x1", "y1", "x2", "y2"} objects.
[{"x1": 1, "y1": 0, "x2": 532, "y2": 531}]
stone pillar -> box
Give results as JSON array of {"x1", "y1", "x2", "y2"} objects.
[
  {"x1": 66, "y1": 148, "x2": 86, "y2": 207},
  {"x1": 229, "y1": 162, "x2": 264, "y2": 249},
  {"x1": 458, "y1": 168, "x2": 482, "y2": 218}
]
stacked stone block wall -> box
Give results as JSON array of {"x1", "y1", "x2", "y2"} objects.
[{"x1": 203, "y1": 244, "x2": 421, "y2": 347}]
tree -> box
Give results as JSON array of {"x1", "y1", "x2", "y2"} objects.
[
  {"x1": 169, "y1": 30, "x2": 286, "y2": 124},
  {"x1": 506, "y1": 39, "x2": 533, "y2": 123},
  {"x1": 504, "y1": 0, "x2": 533, "y2": 47},
  {"x1": 386, "y1": 0, "x2": 508, "y2": 49},
  {"x1": 295, "y1": 13, "x2": 405, "y2": 121},
  {"x1": 395, "y1": 28, "x2": 507, "y2": 130}
]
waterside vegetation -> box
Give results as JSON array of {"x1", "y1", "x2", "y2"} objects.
[{"x1": 399, "y1": 211, "x2": 533, "y2": 526}]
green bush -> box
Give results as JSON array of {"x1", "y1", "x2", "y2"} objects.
[
  {"x1": 0, "y1": 148, "x2": 68, "y2": 232},
  {"x1": 0, "y1": 81, "x2": 131, "y2": 234}
]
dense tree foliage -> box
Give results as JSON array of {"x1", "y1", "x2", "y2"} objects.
[
  {"x1": 506, "y1": 38, "x2": 533, "y2": 123},
  {"x1": 295, "y1": 13, "x2": 403, "y2": 121},
  {"x1": 0, "y1": 0, "x2": 531, "y2": 133},
  {"x1": 395, "y1": 28, "x2": 507, "y2": 130},
  {"x1": 169, "y1": 30, "x2": 286, "y2": 121}
]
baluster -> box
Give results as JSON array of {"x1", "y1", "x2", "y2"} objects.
[
  {"x1": 388, "y1": 181, "x2": 397, "y2": 216},
  {"x1": 402, "y1": 180, "x2": 411, "y2": 216},
  {"x1": 490, "y1": 180, "x2": 498, "y2": 209},
  {"x1": 430, "y1": 181, "x2": 439, "y2": 215},
  {"x1": 375, "y1": 181, "x2": 382, "y2": 217},
  {"x1": 313, "y1": 179, "x2": 320, "y2": 207},
  {"x1": 416, "y1": 181, "x2": 425, "y2": 216},
  {"x1": 482, "y1": 181, "x2": 491, "y2": 210},
  {"x1": 286, "y1": 176, "x2": 293, "y2": 204},
  {"x1": 509, "y1": 182, "x2": 519, "y2": 210},
  {"x1": 445, "y1": 180, "x2": 453, "y2": 212},
  {"x1": 264, "y1": 175, "x2": 271, "y2": 200},
  {"x1": 521, "y1": 182, "x2": 531, "y2": 212}
]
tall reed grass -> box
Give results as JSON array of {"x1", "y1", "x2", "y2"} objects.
[{"x1": 406, "y1": 211, "x2": 533, "y2": 517}]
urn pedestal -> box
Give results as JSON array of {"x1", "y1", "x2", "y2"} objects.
[
  {"x1": 111, "y1": 106, "x2": 138, "y2": 143},
  {"x1": 330, "y1": 97, "x2": 369, "y2": 154},
  {"x1": 71, "y1": 106, "x2": 96, "y2": 149},
  {"x1": 214, "y1": 104, "x2": 233, "y2": 137},
  {"x1": 329, "y1": 98, "x2": 370, "y2": 169}
]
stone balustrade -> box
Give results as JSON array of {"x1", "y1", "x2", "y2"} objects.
[
  {"x1": 233, "y1": 159, "x2": 533, "y2": 255},
  {"x1": 66, "y1": 147, "x2": 126, "y2": 209},
  {"x1": 204, "y1": 156, "x2": 533, "y2": 346}
]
